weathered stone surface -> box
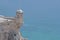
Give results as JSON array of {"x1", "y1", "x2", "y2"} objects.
[
  {"x1": 0, "y1": 9, "x2": 27, "y2": 40},
  {"x1": 8, "y1": 30, "x2": 20, "y2": 40}
]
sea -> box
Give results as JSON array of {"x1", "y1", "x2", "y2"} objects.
[{"x1": 20, "y1": 10, "x2": 60, "y2": 40}]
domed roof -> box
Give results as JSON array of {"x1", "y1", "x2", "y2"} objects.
[{"x1": 16, "y1": 9, "x2": 23, "y2": 13}]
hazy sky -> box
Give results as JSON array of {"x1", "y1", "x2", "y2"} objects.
[{"x1": 0, "y1": 0, "x2": 60, "y2": 25}]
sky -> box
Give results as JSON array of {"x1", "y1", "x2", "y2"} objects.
[
  {"x1": 0, "y1": 0, "x2": 60, "y2": 40},
  {"x1": 0, "y1": 0, "x2": 60, "y2": 24}
]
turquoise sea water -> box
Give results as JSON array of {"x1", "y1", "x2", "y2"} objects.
[{"x1": 21, "y1": 22, "x2": 60, "y2": 40}]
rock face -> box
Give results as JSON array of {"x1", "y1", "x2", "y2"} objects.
[
  {"x1": 0, "y1": 9, "x2": 27, "y2": 40},
  {"x1": 8, "y1": 30, "x2": 20, "y2": 40}
]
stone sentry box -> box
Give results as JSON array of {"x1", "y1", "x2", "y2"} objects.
[{"x1": 0, "y1": 9, "x2": 27, "y2": 40}]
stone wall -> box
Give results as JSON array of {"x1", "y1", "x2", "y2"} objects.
[{"x1": 0, "y1": 9, "x2": 27, "y2": 40}]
